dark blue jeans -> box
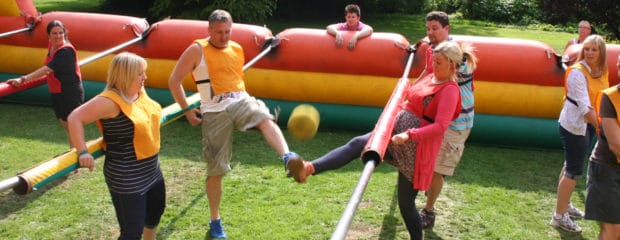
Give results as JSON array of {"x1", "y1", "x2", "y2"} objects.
[
  {"x1": 559, "y1": 124, "x2": 596, "y2": 179},
  {"x1": 109, "y1": 179, "x2": 166, "y2": 240}
]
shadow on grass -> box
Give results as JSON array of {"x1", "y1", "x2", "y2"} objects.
[
  {"x1": 552, "y1": 227, "x2": 587, "y2": 240},
  {"x1": 449, "y1": 143, "x2": 572, "y2": 194},
  {"x1": 0, "y1": 175, "x2": 69, "y2": 219},
  {"x1": 159, "y1": 192, "x2": 205, "y2": 240},
  {"x1": 378, "y1": 185, "x2": 398, "y2": 239}
]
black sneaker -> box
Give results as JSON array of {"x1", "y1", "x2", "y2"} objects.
[{"x1": 420, "y1": 208, "x2": 435, "y2": 229}]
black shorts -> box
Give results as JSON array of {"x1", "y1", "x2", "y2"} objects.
[
  {"x1": 585, "y1": 161, "x2": 620, "y2": 224},
  {"x1": 51, "y1": 85, "x2": 84, "y2": 121}
]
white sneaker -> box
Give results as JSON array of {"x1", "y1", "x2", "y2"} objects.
[
  {"x1": 550, "y1": 213, "x2": 582, "y2": 232},
  {"x1": 567, "y1": 202, "x2": 584, "y2": 219}
]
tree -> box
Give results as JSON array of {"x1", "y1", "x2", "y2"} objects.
[{"x1": 583, "y1": 0, "x2": 620, "y2": 41}]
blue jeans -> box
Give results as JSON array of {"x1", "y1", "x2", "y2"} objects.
[{"x1": 559, "y1": 124, "x2": 596, "y2": 179}]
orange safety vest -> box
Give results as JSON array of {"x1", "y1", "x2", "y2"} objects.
[
  {"x1": 563, "y1": 63, "x2": 609, "y2": 107},
  {"x1": 96, "y1": 89, "x2": 162, "y2": 160},
  {"x1": 596, "y1": 86, "x2": 620, "y2": 163},
  {"x1": 194, "y1": 39, "x2": 245, "y2": 96}
]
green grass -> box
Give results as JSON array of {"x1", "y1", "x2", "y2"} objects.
[
  {"x1": 0, "y1": 103, "x2": 598, "y2": 239},
  {"x1": 4, "y1": 1, "x2": 602, "y2": 239},
  {"x1": 33, "y1": 0, "x2": 105, "y2": 13}
]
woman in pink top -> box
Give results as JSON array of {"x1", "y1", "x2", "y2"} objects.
[
  {"x1": 289, "y1": 41, "x2": 477, "y2": 239},
  {"x1": 326, "y1": 4, "x2": 373, "y2": 50}
]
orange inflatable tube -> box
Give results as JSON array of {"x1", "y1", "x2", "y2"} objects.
[
  {"x1": 255, "y1": 28, "x2": 411, "y2": 77},
  {"x1": 0, "y1": 11, "x2": 149, "y2": 51},
  {"x1": 125, "y1": 19, "x2": 273, "y2": 60},
  {"x1": 412, "y1": 35, "x2": 565, "y2": 86}
]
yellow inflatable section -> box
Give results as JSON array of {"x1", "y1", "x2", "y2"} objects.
[{"x1": 0, "y1": 1, "x2": 20, "y2": 16}]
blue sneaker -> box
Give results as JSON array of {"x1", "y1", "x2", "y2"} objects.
[{"x1": 209, "y1": 219, "x2": 227, "y2": 238}]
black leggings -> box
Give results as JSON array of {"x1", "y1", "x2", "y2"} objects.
[
  {"x1": 398, "y1": 172, "x2": 422, "y2": 240},
  {"x1": 311, "y1": 132, "x2": 371, "y2": 174},
  {"x1": 110, "y1": 178, "x2": 166, "y2": 240}
]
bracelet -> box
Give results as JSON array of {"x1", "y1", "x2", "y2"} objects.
[
  {"x1": 78, "y1": 149, "x2": 89, "y2": 157},
  {"x1": 181, "y1": 106, "x2": 193, "y2": 113}
]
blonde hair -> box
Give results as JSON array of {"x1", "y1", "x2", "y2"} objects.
[
  {"x1": 433, "y1": 41, "x2": 478, "y2": 79},
  {"x1": 577, "y1": 34, "x2": 607, "y2": 72},
  {"x1": 105, "y1": 52, "x2": 147, "y2": 97}
]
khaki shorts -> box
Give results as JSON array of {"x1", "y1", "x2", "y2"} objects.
[
  {"x1": 434, "y1": 128, "x2": 471, "y2": 176},
  {"x1": 201, "y1": 96, "x2": 273, "y2": 176}
]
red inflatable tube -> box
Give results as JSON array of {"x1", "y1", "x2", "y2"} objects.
[
  {"x1": 0, "y1": 11, "x2": 149, "y2": 52},
  {"x1": 0, "y1": 76, "x2": 45, "y2": 97},
  {"x1": 411, "y1": 35, "x2": 566, "y2": 87},
  {"x1": 125, "y1": 19, "x2": 273, "y2": 60},
  {"x1": 253, "y1": 28, "x2": 412, "y2": 77},
  {"x1": 0, "y1": 16, "x2": 31, "y2": 32},
  {"x1": 15, "y1": 0, "x2": 38, "y2": 18}
]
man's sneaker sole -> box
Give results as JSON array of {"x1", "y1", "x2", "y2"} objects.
[{"x1": 288, "y1": 158, "x2": 306, "y2": 183}]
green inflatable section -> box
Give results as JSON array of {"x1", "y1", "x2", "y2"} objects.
[
  {"x1": 261, "y1": 99, "x2": 561, "y2": 149},
  {"x1": 1, "y1": 75, "x2": 561, "y2": 149}
]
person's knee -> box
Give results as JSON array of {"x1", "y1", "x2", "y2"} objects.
[
  {"x1": 256, "y1": 118, "x2": 276, "y2": 131},
  {"x1": 601, "y1": 223, "x2": 620, "y2": 238},
  {"x1": 349, "y1": 134, "x2": 370, "y2": 148}
]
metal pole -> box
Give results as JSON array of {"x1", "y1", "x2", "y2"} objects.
[
  {"x1": 0, "y1": 22, "x2": 151, "y2": 98},
  {"x1": 0, "y1": 34, "x2": 279, "y2": 194},
  {"x1": 0, "y1": 27, "x2": 31, "y2": 38},
  {"x1": 330, "y1": 160, "x2": 376, "y2": 240},
  {"x1": 78, "y1": 24, "x2": 153, "y2": 66},
  {"x1": 243, "y1": 37, "x2": 278, "y2": 72},
  {"x1": 0, "y1": 177, "x2": 20, "y2": 193},
  {"x1": 77, "y1": 37, "x2": 143, "y2": 66},
  {"x1": 330, "y1": 44, "x2": 417, "y2": 239}
]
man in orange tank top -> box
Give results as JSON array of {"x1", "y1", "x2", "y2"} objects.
[{"x1": 167, "y1": 9, "x2": 305, "y2": 239}]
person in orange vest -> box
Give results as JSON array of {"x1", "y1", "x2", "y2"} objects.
[
  {"x1": 585, "y1": 55, "x2": 620, "y2": 240},
  {"x1": 68, "y1": 52, "x2": 165, "y2": 240},
  {"x1": 167, "y1": 9, "x2": 305, "y2": 239},
  {"x1": 551, "y1": 34, "x2": 609, "y2": 233},
  {"x1": 6, "y1": 20, "x2": 84, "y2": 147}
]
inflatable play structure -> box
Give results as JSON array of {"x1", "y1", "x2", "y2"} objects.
[{"x1": 2, "y1": 0, "x2": 620, "y2": 195}]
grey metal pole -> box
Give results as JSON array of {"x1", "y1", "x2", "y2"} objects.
[
  {"x1": 330, "y1": 160, "x2": 377, "y2": 240},
  {"x1": 330, "y1": 43, "x2": 417, "y2": 239},
  {"x1": 0, "y1": 27, "x2": 31, "y2": 38},
  {"x1": 0, "y1": 177, "x2": 20, "y2": 193},
  {"x1": 78, "y1": 23, "x2": 152, "y2": 66},
  {"x1": 243, "y1": 37, "x2": 278, "y2": 72}
]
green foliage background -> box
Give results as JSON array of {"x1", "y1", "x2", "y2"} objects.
[{"x1": 94, "y1": 0, "x2": 619, "y2": 41}]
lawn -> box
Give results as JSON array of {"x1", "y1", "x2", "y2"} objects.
[{"x1": 1, "y1": 1, "x2": 601, "y2": 239}]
